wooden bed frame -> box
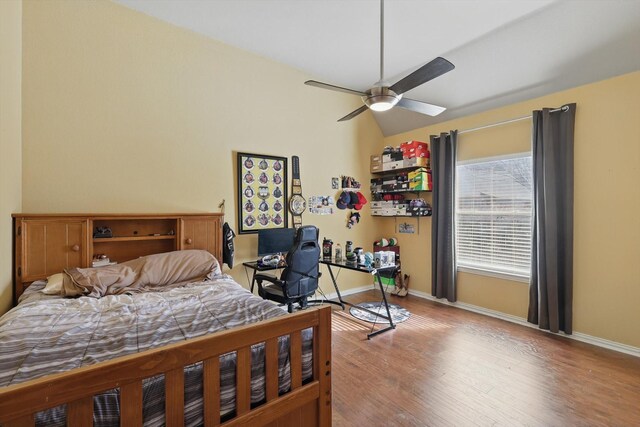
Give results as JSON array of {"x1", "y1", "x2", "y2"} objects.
[
  {"x1": 0, "y1": 306, "x2": 332, "y2": 426},
  {"x1": 5, "y1": 212, "x2": 332, "y2": 426}
]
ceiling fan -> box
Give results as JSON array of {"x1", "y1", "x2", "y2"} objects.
[{"x1": 305, "y1": 0, "x2": 455, "y2": 122}]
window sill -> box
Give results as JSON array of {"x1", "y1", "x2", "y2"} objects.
[{"x1": 456, "y1": 265, "x2": 530, "y2": 284}]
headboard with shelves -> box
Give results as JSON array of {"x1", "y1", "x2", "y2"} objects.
[{"x1": 12, "y1": 213, "x2": 223, "y2": 304}]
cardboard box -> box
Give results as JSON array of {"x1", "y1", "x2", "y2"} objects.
[
  {"x1": 409, "y1": 180, "x2": 432, "y2": 191},
  {"x1": 374, "y1": 245, "x2": 400, "y2": 256},
  {"x1": 407, "y1": 206, "x2": 432, "y2": 216},
  {"x1": 374, "y1": 251, "x2": 396, "y2": 267},
  {"x1": 394, "y1": 207, "x2": 407, "y2": 216},
  {"x1": 382, "y1": 160, "x2": 404, "y2": 171},
  {"x1": 370, "y1": 155, "x2": 383, "y2": 173},
  {"x1": 409, "y1": 170, "x2": 431, "y2": 182},
  {"x1": 407, "y1": 147, "x2": 430, "y2": 158},
  {"x1": 409, "y1": 170, "x2": 432, "y2": 191},
  {"x1": 401, "y1": 140, "x2": 429, "y2": 151},
  {"x1": 382, "y1": 152, "x2": 403, "y2": 162},
  {"x1": 403, "y1": 157, "x2": 429, "y2": 168},
  {"x1": 408, "y1": 168, "x2": 429, "y2": 180}
]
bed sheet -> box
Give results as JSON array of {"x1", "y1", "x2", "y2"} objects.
[{"x1": 0, "y1": 275, "x2": 313, "y2": 426}]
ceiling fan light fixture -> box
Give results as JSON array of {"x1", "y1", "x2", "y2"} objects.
[{"x1": 364, "y1": 87, "x2": 401, "y2": 112}]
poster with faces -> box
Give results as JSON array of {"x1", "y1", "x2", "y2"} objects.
[{"x1": 237, "y1": 153, "x2": 288, "y2": 234}]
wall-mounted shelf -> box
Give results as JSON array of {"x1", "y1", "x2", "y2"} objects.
[
  {"x1": 371, "y1": 189, "x2": 431, "y2": 194},
  {"x1": 372, "y1": 214, "x2": 432, "y2": 218},
  {"x1": 371, "y1": 165, "x2": 429, "y2": 175},
  {"x1": 93, "y1": 235, "x2": 176, "y2": 243}
]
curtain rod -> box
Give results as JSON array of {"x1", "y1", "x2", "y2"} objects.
[{"x1": 458, "y1": 105, "x2": 569, "y2": 135}]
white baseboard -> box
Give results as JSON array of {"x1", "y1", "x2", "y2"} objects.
[
  {"x1": 405, "y1": 289, "x2": 640, "y2": 358},
  {"x1": 320, "y1": 284, "x2": 375, "y2": 301}
]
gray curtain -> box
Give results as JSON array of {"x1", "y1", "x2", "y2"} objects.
[
  {"x1": 528, "y1": 104, "x2": 576, "y2": 333},
  {"x1": 431, "y1": 131, "x2": 457, "y2": 302}
]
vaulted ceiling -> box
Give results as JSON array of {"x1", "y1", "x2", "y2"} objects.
[{"x1": 114, "y1": 0, "x2": 640, "y2": 136}]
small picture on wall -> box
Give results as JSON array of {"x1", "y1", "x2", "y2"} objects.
[
  {"x1": 331, "y1": 177, "x2": 339, "y2": 190},
  {"x1": 237, "y1": 152, "x2": 288, "y2": 234}
]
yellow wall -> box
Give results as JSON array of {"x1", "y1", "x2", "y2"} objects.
[
  {"x1": 20, "y1": 0, "x2": 384, "y2": 300},
  {"x1": 0, "y1": 0, "x2": 23, "y2": 313},
  {"x1": 383, "y1": 72, "x2": 640, "y2": 348},
  {"x1": 13, "y1": 0, "x2": 640, "y2": 348}
]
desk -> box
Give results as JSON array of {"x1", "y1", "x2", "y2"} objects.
[
  {"x1": 317, "y1": 259, "x2": 397, "y2": 339},
  {"x1": 242, "y1": 261, "x2": 281, "y2": 293}
]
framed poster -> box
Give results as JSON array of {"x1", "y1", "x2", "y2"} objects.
[{"x1": 237, "y1": 152, "x2": 288, "y2": 234}]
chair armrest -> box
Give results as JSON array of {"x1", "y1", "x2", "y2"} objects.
[
  {"x1": 254, "y1": 273, "x2": 286, "y2": 299},
  {"x1": 254, "y1": 273, "x2": 280, "y2": 284}
]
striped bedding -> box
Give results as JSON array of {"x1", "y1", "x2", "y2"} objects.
[{"x1": 0, "y1": 275, "x2": 313, "y2": 426}]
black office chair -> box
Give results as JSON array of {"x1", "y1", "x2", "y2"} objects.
[{"x1": 255, "y1": 225, "x2": 320, "y2": 313}]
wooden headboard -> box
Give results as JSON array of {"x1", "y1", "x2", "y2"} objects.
[{"x1": 12, "y1": 213, "x2": 223, "y2": 304}]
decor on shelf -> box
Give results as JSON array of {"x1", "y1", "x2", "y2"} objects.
[
  {"x1": 340, "y1": 175, "x2": 361, "y2": 189},
  {"x1": 237, "y1": 152, "x2": 288, "y2": 234}
]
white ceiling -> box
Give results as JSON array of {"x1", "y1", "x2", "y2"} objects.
[{"x1": 114, "y1": 0, "x2": 640, "y2": 136}]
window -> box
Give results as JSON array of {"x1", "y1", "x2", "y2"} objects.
[{"x1": 455, "y1": 154, "x2": 533, "y2": 280}]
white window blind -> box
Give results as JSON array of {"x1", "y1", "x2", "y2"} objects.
[{"x1": 455, "y1": 154, "x2": 533, "y2": 279}]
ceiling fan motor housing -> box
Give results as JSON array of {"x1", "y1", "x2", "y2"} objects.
[{"x1": 363, "y1": 87, "x2": 402, "y2": 111}]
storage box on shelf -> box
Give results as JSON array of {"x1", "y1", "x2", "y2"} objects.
[
  {"x1": 400, "y1": 140, "x2": 430, "y2": 159},
  {"x1": 370, "y1": 154, "x2": 383, "y2": 173},
  {"x1": 403, "y1": 156, "x2": 430, "y2": 169},
  {"x1": 408, "y1": 168, "x2": 432, "y2": 191}
]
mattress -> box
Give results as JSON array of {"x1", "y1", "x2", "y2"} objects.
[{"x1": 0, "y1": 275, "x2": 313, "y2": 426}]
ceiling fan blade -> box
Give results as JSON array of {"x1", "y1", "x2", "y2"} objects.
[
  {"x1": 338, "y1": 105, "x2": 369, "y2": 122},
  {"x1": 305, "y1": 80, "x2": 367, "y2": 96},
  {"x1": 389, "y1": 57, "x2": 454, "y2": 95},
  {"x1": 396, "y1": 98, "x2": 446, "y2": 116}
]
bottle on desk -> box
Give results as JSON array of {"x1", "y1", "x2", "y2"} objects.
[
  {"x1": 334, "y1": 244, "x2": 342, "y2": 262},
  {"x1": 322, "y1": 238, "x2": 333, "y2": 260},
  {"x1": 345, "y1": 241, "x2": 353, "y2": 256}
]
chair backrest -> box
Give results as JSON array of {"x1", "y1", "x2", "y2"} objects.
[{"x1": 280, "y1": 226, "x2": 320, "y2": 299}]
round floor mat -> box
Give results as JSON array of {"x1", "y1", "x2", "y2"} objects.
[{"x1": 349, "y1": 302, "x2": 411, "y2": 324}]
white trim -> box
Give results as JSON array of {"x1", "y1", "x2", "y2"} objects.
[
  {"x1": 457, "y1": 265, "x2": 529, "y2": 283},
  {"x1": 404, "y1": 289, "x2": 640, "y2": 358},
  {"x1": 456, "y1": 151, "x2": 531, "y2": 166},
  {"x1": 320, "y1": 284, "x2": 375, "y2": 301}
]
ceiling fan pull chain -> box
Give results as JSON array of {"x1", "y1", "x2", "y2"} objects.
[{"x1": 380, "y1": 0, "x2": 385, "y2": 83}]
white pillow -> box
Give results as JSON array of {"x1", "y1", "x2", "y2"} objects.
[{"x1": 42, "y1": 273, "x2": 64, "y2": 295}]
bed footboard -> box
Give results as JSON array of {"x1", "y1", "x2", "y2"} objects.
[{"x1": 0, "y1": 306, "x2": 332, "y2": 427}]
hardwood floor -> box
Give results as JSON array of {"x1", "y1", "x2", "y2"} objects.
[{"x1": 328, "y1": 290, "x2": 640, "y2": 427}]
